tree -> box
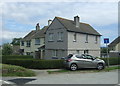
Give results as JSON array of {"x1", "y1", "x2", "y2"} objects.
[
  {"x1": 2, "y1": 43, "x2": 13, "y2": 55},
  {"x1": 11, "y1": 38, "x2": 22, "y2": 45}
]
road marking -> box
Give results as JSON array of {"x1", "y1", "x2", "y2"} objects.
[{"x1": 0, "y1": 80, "x2": 11, "y2": 84}]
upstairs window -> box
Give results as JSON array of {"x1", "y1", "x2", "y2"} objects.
[
  {"x1": 73, "y1": 33, "x2": 77, "y2": 42},
  {"x1": 49, "y1": 33, "x2": 54, "y2": 41},
  {"x1": 58, "y1": 32, "x2": 63, "y2": 41},
  {"x1": 21, "y1": 41, "x2": 24, "y2": 46},
  {"x1": 85, "y1": 34, "x2": 88, "y2": 43},
  {"x1": 35, "y1": 38, "x2": 40, "y2": 45},
  {"x1": 95, "y1": 36, "x2": 98, "y2": 44},
  {"x1": 26, "y1": 41, "x2": 31, "y2": 47}
]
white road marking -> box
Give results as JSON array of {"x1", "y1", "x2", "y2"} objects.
[{"x1": 0, "y1": 80, "x2": 11, "y2": 84}]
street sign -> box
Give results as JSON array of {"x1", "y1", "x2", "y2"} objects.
[
  {"x1": 104, "y1": 38, "x2": 109, "y2": 44},
  {"x1": 104, "y1": 38, "x2": 110, "y2": 67}
]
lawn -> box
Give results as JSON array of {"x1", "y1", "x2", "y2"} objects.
[
  {"x1": 47, "y1": 66, "x2": 120, "y2": 74},
  {"x1": 1, "y1": 64, "x2": 36, "y2": 77}
]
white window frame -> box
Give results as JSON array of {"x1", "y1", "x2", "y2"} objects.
[
  {"x1": 58, "y1": 32, "x2": 63, "y2": 41},
  {"x1": 21, "y1": 41, "x2": 24, "y2": 46},
  {"x1": 49, "y1": 33, "x2": 54, "y2": 41},
  {"x1": 26, "y1": 41, "x2": 31, "y2": 47},
  {"x1": 73, "y1": 33, "x2": 77, "y2": 42},
  {"x1": 35, "y1": 38, "x2": 40, "y2": 45},
  {"x1": 52, "y1": 50, "x2": 57, "y2": 57},
  {"x1": 95, "y1": 36, "x2": 98, "y2": 44},
  {"x1": 85, "y1": 34, "x2": 88, "y2": 43}
]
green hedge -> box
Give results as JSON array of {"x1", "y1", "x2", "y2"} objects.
[
  {"x1": 2, "y1": 55, "x2": 33, "y2": 60},
  {"x1": 3, "y1": 59, "x2": 64, "y2": 69},
  {"x1": 101, "y1": 57, "x2": 119, "y2": 65},
  {"x1": 2, "y1": 55, "x2": 119, "y2": 69}
]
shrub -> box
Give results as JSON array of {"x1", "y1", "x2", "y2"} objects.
[
  {"x1": 2, "y1": 64, "x2": 35, "y2": 77},
  {"x1": 3, "y1": 59, "x2": 64, "y2": 69},
  {"x1": 101, "y1": 57, "x2": 119, "y2": 65}
]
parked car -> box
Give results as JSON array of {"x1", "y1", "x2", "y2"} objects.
[{"x1": 63, "y1": 54, "x2": 105, "y2": 71}]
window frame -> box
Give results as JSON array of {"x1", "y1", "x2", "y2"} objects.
[
  {"x1": 57, "y1": 32, "x2": 63, "y2": 42},
  {"x1": 95, "y1": 36, "x2": 98, "y2": 44},
  {"x1": 26, "y1": 41, "x2": 31, "y2": 47},
  {"x1": 84, "y1": 50, "x2": 89, "y2": 54},
  {"x1": 73, "y1": 33, "x2": 77, "y2": 42},
  {"x1": 85, "y1": 34, "x2": 88, "y2": 43},
  {"x1": 21, "y1": 41, "x2": 24, "y2": 46},
  {"x1": 35, "y1": 38, "x2": 40, "y2": 45},
  {"x1": 52, "y1": 50, "x2": 57, "y2": 57},
  {"x1": 49, "y1": 33, "x2": 54, "y2": 42}
]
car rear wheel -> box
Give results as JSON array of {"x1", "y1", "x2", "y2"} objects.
[
  {"x1": 70, "y1": 64, "x2": 78, "y2": 71},
  {"x1": 97, "y1": 63, "x2": 104, "y2": 70}
]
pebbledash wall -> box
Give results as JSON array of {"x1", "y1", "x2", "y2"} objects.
[
  {"x1": 45, "y1": 17, "x2": 101, "y2": 59},
  {"x1": 20, "y1": 38, "x2": 45, "y2": 55}
]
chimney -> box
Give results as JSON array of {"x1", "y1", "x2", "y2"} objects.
[
  {"x1": 48, "y1": 19, "x2": 52, "y2": 26},
  {"x1": 36, "y1": 23, "x2": 40, "y2": 30},
  {"x1": 74, "y1": 16, "x2": 80, "y2": 27}
]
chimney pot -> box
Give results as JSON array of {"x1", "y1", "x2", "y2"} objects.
[
  {"x1": 36, "y1": 23, "x2": 40, "y2": 30},
  {"x1": 48, "y1": 20, "x2": 52, "y2": 26}
]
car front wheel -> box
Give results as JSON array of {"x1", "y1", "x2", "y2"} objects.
[
  {"x1": 97, "y1": 63, "x2": 104, "y2": 70},
  {"x1": 70, "y1": 64, "x2": 78, "y2": 71}
]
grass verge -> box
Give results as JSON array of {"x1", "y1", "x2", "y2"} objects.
[
  {"x1": 47, "y1": 66, "x2": 120, "y2": 74},
  {"x1": 1, "y1": 64, "x2": 36, "y2": 77}
]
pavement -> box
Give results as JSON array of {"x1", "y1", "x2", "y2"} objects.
[{"x1": 1, "y1": 68, "x2": 119, "y2": 85}]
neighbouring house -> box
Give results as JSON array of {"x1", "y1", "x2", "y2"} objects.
[
  {"x1": 20, "y1": 23, "x2": 48, "y2": 59},
  {"x1": 12, "y1": 45, "x2": 20, "y2": 55},
  {"x1": 108, "y1": 36, "x2": 120, "y2": 57},
  {"x1": 45, "y1": 16, "x2": 101, "y2": 59}
]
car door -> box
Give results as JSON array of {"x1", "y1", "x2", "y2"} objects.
[
  {"x1": 75, "y1": 55, "x2": 85, "y2": 68},
  {"x1": 83, "y1": 55, "x2": 95, "y2": 68}
]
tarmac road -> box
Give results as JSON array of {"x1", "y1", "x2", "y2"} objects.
[
  {"x1": 2, "y1": 69, "x2": 119, "y2": 85},
  {"x1": 27, "y1": 69, "x2": 119, "y2": 84}
]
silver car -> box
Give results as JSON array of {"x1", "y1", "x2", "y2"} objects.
[{"x1": 64, "y1": 54, "x2": 105, "y2": 71}]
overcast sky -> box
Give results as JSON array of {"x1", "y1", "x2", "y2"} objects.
[{"x1": 0, "y1": 0, "x2": 119, "y2": 46}]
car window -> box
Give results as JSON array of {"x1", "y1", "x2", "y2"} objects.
[
  {"x1": 86, "y1": 55, "x2": 93, "y2": 59},
  {"x1": 81, "y1": 54, "x2": 87, "y2": 59},
  {"x1": 76, "y1": 55, "x2": 82, "y2": 58},
  {"x1": 66, "y1": 54, "x2": 73, "y2": 59}
]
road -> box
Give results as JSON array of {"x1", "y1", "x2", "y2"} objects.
[{"x1": 2, "y1": 69, "x2": 118, "y2": 85}]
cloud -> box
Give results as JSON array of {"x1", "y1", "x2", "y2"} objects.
[
  {"x1": 2, "y1": 2, "x2": 118, "y2": 27},
  {"x1": 0, "y1": 1, "x2": 118, "y2": 45},
  {"x1": 2, "y1": 30, "x2": 28, "y2": 40}
]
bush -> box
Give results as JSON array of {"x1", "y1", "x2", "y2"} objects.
[
  {"x1": 2, "y1": 55, "x2": 64, "y2": 69},
  {"x1": 101, "y1": 57, "x2": 119, "y2": 65},
  {"x1": 1, "y1": 64, "x2": 35, "y2": 77},
  {"x1": 2, "y1": 55, "x2": 33, "y2": 61}
]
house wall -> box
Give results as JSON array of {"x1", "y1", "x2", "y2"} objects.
[
  {"x1": 20, "y1": 38, "x2": 45, "y2": 55},
  {"x1": 115, "y1": 42, "x2": 120, "y2": 52},
  {"x1": 67, "y1": 32, "x2": 101, "y2": 57},
  {"x1": 45, "y1": 18, "x2": 68, "y2": 59}
]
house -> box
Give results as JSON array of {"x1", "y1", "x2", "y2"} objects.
[
  {"x1": 20, "y1": 23, "x2": 48, "y2": 59},
  {"x1": 108, "y1": 36, "x2": 120, "y2": 57},
  {"x1": 45, "y1": 16, "x2": 101, "y2": 59},
  {"x1": 12, "y1": 45, "x2": 20, "y2": 55}
]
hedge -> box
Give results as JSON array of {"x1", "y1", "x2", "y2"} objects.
[
  {"x1": 2, "y1": 55, "x2": 119, "y2": 69},
  {"x1": 2, "y1": 55, "x2": 33, "y2": 60},
  {"x1": 101, "y1": 57, "x2": 119, "y2": 65},
  {"x1": 3, "y1": 59, "x2": 64, "y2": 69}
]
